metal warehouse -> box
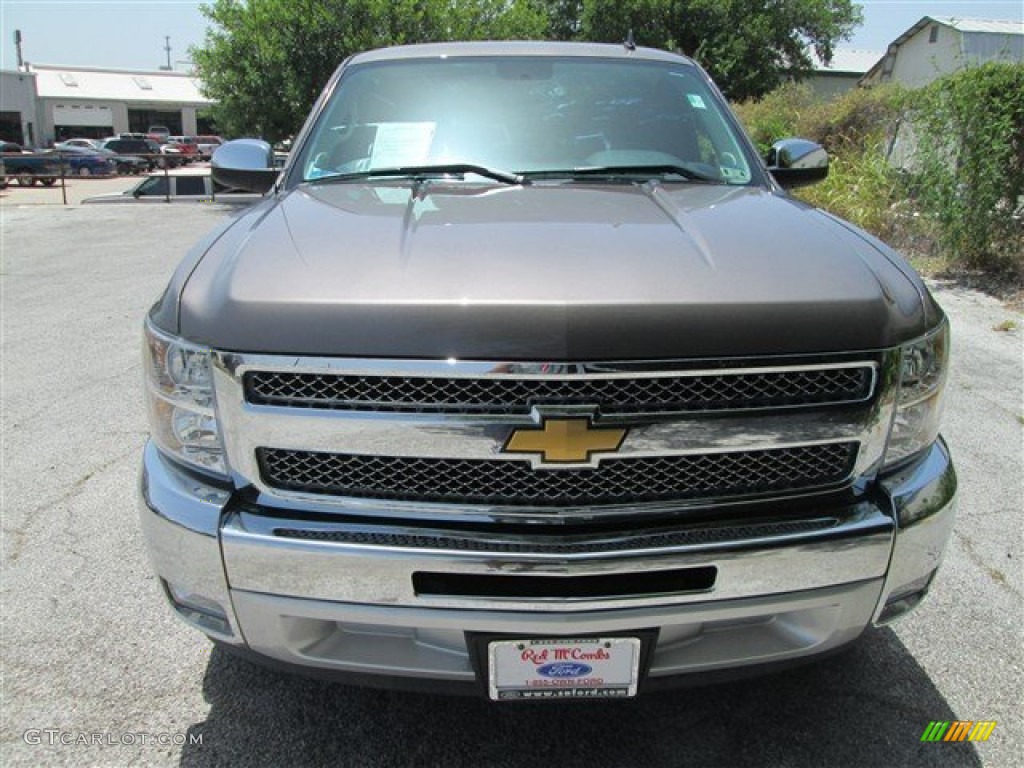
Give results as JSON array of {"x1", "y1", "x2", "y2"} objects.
[{"x1": 14, "y1": 64, "x2": 213, "y2": 146}]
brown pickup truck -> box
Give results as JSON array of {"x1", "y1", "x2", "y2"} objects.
[{"x1": 139, "y1": 41, "x2": 955, "y2": 700}]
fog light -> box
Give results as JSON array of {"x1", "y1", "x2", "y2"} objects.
[
  {"x1": 876, "y1": 572, "x2": 935, "y2": 625},
  {"x1": 164, "y1": 581, "x2": 232, "y2": 636}
]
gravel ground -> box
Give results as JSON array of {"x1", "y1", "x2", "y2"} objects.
[{"x1": 1, "y1": 204, "x2": 1021, "y2": 767}]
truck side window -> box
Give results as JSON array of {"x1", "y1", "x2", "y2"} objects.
[
  {"x1": 137, "y1": 177, "x2": 168, "y2": 196},
  {"x1": 176, "y1": 177, "x2": 206, "y2": 196}
]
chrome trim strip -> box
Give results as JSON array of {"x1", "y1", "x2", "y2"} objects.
[
  {"x1": 221, "y1": 502, "x2": 894, "y2": 611},
  {"x1": 248, "y1": 483, "x2": 857, "y2": 525},
  {"x1": 219, "y1": 354, "x2": 880, "y2": 382},
  {"x1": 211, "y1": 351, "x2": 899, "y2": 519},
  {"x1": 269, "y1": 515, "x2": 841, "y2": 554}
]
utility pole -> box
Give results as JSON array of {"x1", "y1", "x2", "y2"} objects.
[
  {"x1": 15, "y1": 29, "x2": 24, "y2": 69},
  {"x1": 162, "y1": 36, "x2": 172, "y2": 70}
]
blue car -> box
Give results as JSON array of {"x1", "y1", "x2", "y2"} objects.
[{"x1": 49, "y1": 146, "x2": 116, "y2": 177}]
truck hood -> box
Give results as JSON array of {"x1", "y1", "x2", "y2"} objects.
[{"x1": 176, "y1": 181, "x2": 932, "y2": 359}]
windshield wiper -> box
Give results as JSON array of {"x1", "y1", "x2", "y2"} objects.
[
  {"x1": 523, "y1": 164, "x2": 721, "y2": 183},
  {"x1": 310, "y1": 163, "x2": 526, "y2": 186}
]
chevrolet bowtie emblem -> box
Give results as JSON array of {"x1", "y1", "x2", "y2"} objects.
[{"x1": 504, "y1": 418, "x2": 628, "y2": 464}]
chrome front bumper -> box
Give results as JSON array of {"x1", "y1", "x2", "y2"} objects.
[{"x1": 138, "y1": 438, "x2": 956, "y2": 687}]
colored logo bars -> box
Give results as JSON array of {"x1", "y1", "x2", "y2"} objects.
[{"x1": 921, "y1": 721, "x2": 997, "y2": 742}]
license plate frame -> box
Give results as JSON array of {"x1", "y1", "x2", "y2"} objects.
[{"x1": 486, "y1": 636, "x2": 642, "y2": 701}]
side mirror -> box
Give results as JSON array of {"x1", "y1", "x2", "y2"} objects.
[
  {"x1": 766, "y1": 138, "x2": 829, "y2": 189},
  {"x1": 211, "y1": 139, "x2": 278, "y2": 193}
]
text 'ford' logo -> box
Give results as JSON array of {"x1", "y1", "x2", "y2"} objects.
[{"x1": 537, "y1": 663, "x2": 593, "y2": 678}]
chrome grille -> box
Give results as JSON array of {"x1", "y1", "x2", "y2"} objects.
[
  {"x1": 257, "y1": 442, "x2": 857, "y2": 508},
  {"x1": 244, "y1": 365, "x2": 873, "y2": 414}
]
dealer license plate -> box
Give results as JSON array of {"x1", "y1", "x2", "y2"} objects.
[{"x1": 487, "y1": 637, "x2": 641, "y2": 701}]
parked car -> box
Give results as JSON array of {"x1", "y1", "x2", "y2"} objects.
[
  {"x1": 0, "y1": 142, "x2": 61, "y2": 186},
  {"x1": 147, "y1": 125, "x2": 171, "y2": 143},
  {"x1": 195, "y1": 135, "x2": 224, "y2": 160},
  {"x1": 141, "y1": 42, "x2": 956, "y2": 700},
  {"x1": 163, "y1": 142, "x2": 195, "y2": 164},
  {"x1": 157, "y1": 142, "x2": 186, "y2": 167},
  {"x1": 58, "y1": 143, "x2": 149, "y2": 175},
  {"x1": 56, "y1": 137, "x2": 99, "y2": 149},
  {"x1": 47, "y1": 146, "x2": 116, "y2": 176},
  {"x1": 0, "y1": 141, "x2": 31, "y2": 154},
  {"x1": 97, "y1": 138, "x2": 178, "y2": 170},
  {"x1": 168, "y1": 136, "x2": 200, "y2": 162},
  {"x1": 82, "y1": 171, "x2": 261, "y2": 204}
]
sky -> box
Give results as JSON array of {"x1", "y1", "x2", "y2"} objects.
[{"x1": 0, "y1": 0, "x2": 1022, "y2": 72}]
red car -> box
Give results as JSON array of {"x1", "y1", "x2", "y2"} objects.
[{"x1": 167, "y1": 136, "x2": 199, "y2": 162}]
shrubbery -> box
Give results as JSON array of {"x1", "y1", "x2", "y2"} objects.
[
  {"x1": 907, "y1": 63, "x2": 1024, "y2": 277},
  {"x1": 734, "y1": 63, "x2": 1024, "y2": 280}
]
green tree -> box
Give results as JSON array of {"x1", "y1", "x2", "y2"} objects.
[
  {"x1": 578, "y1": 0, "x2": 861, "y2": 101},
  {"x1": 193, "y1": 0, "x2": 861, "y2": 140},
  {"x1": 542, "y1": 0, "x2": 585, "y2": 40},
  {"x1": 192, "y1": 0, "x2": 548, "y2": 143}
]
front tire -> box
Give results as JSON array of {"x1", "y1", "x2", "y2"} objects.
[
  {"x1": 78, "y1": 166, "x2": 92, "y2": 177},
  {"x1": 15, "y1": 172, "x2": 35, "y2": 187}
]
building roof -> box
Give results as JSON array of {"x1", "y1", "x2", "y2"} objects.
[
  {"x1": 933, "y1": 17, "x2": 1023, "y2": 35},
  {"x1": 888, "y1": 16, "x2": 1023, "y2": 49},
  {"x1": 862, "y1": 16, "x2": 1023, "y2": 83},
  {"x1": 30, "y1": 64, "x2": 211, "y2": 105},
  {"x1": 810, "y1": 48, "x2": 882, "y2": 74},
  {"x1": 881, "y1": 15, "x2": 1022, "y2": 57}
]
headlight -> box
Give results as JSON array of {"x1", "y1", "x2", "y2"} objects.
[
  {"x1": 143, "y1": 319, "x2": 227, "y2": 477},
  {"x1": 884, "y1": 319, "x2": 950, "y2": 468}
]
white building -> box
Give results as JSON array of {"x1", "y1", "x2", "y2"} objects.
[
  {"x1": 0, "y1": 69, "x2": 38, "y2": 145},
  {"x1": 862, "y1": 16, "x2": 1023, "y2": 88},
  {"x1": 806, "y1": 48, "x2": 881, "y2": 100},
  {"x1": 27, "y1": 64, "x2": 214, "y2": 145}
]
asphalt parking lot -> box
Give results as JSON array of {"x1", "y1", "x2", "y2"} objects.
[{"x1": 1, "y1": 203, "x2": 1021, "y2": 767}]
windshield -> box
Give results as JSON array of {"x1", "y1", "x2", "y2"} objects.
[{"x1": 296, "y1": 56, "x2": 754, "y2": 185}]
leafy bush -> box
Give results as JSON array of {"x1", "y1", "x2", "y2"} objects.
[
  {"x1": 734, "y1": 67, "x2": 1024, "y2": 281},
  {"x1": 797, "y1": 84, "x2": 905, "y2": 154},
  {"x1": 907, "y1": 62, "x2": 1024, "y2": 278},
  {"x1": 735, "y1": 83, "x2": 924, "y2": 250},
  {"x1": 732, "y1": 83, "x2": 816, "y2": 155},
  {"x1": 734, "y1": 82, "x2": 904, "y2": 155},
  {"x1": 797, "y1": 148, "x2": 915, "y2": 243}
]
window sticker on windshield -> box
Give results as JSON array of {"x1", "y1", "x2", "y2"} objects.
[
  {"x1": 369, "y1": 122, "x2": 436, "y2": 167},
  {"x1": 687, "y1": 94, "x2": 707, "y2": 110}
]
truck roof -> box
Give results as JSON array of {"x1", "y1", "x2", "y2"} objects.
[{"x1": 348, "y1": 41, "x2": 695, "y2": 67}]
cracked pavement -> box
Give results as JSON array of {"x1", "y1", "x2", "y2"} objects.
[{"x1": 1, "y1": 205, "x2": 1021, "y2": 767}]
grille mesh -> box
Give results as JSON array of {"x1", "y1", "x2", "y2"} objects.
[
  {"x1": 258, "y1": 443, "x2": 857, "y2": 508},
  {"x1": 245, "y1": 366, "x2": 873, "y2": 414}
]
